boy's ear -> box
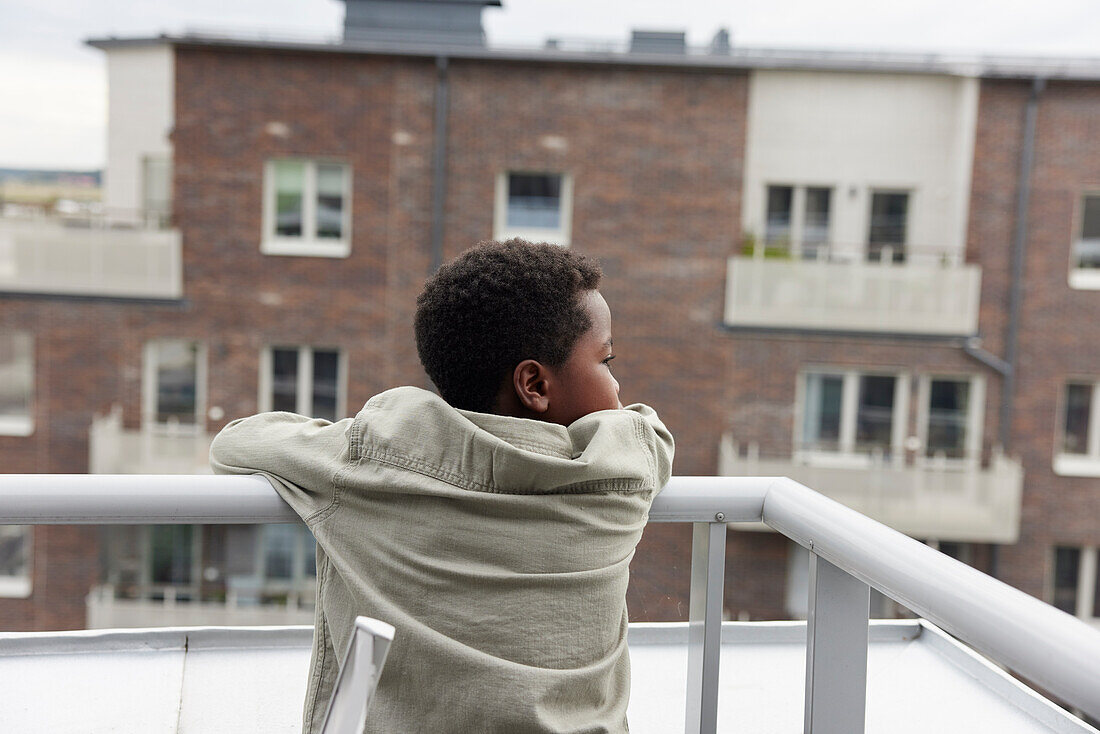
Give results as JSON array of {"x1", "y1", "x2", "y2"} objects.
[{"x1": 512, "y1": 359, "x2": 551, "y2": 414}]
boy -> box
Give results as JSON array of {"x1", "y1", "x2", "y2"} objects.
[{"x1": 210, "y1": 239, "x2": 674, "y2": 733}]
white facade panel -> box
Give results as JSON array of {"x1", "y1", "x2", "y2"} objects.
[
  {"x1": 742, "y1": 70, "x2": 979, "y2": 260},
  {"x1": 104, "y1": 45, "x2": 174, "y2": 223}
]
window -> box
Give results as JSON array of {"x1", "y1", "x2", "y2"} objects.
[
  {"x1": 494, "y1": 172, "x2": 573, "y2": 247},
  {"x1": 262, "y1": 159, "x2": 351, "y2": 257},
  {"x1": 260, "y1": 346, "x2": 345, "y2": 422},
  {"x1": 259, "y1": 524, "x2": 317, "y2": 601},
  {"x1": 762, "y1": 184, "x2": 832, "y2": 259},
  {"x1": 917, "y1": 376, "x2": 984, "y2": 462},
  {"x1": 143, "y1": 340, "x2": 205, "y2": 428},
  {"x1": 142, "y1": 154, "x2": 172, "y2": 228},
  {"x1": 868, "y1": 191, "x2": 909, "y2": 263},
  {"x1": 1070, "y1": 194, "x2": 1100, "y2": 288},
  {"x1": 1054, "y1": 381, "x2": 1100, "y2": 476},
  {"x1": 1052, "y1": 546, "x2": 1099, "y2": 620},
  {"x1": 0, "y1": 331, "x2": 33, "y2": 435},
  {"x1": 0, "y1": 526, "x2": 31, "y2": 597},
  {"x1": 799, "y1": 370, "x2": 907, "y2": 461}
]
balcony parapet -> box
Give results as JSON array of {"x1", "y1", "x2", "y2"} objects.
[
  {"x1": 719, "y1": 436, "x2": 1022, "y2": 543},
  {"x1": 0, "y1": 210, "x2": 181, "y2": 299},
  {"x1": 724, "y1": 245, "x2": 981, "y2": 336},
  {"x1": 90, "y1": 407, "x2": 213, "y2": 475}
]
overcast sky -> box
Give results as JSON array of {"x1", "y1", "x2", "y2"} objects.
[{"x1": 2, "y1": 0, "x2": 1099, "y2": 170}]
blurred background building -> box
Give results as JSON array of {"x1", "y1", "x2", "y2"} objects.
[{"x1": 0, "y1": 0, "x2": 1098, "y2": 631}]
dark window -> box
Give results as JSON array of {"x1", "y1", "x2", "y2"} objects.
[
  {"x1": 868, "y1": 192, "x2": 908, "y2": 262},
  {"x1": 312, "y1": 350, "x2": 340, "y2": 422},
  {"x1": 1075, "y1": 195, "x2": 1100, "y2": 269},
  {"x1": 856, "y1": 375, "x2": 896, "y2": 452},
  {"x1": 150, "y1": 525, "x2": 193, "y2": 586},
  {"x1": 802, "y1": 187, "x2": 832, "y2": 257},
  {"x1": 927, "y1": 379, "x2": 970, "y2": 459},
  {"x1": 1063, "y1": 383, "x2": 1092, "y2": 455},
  {"x1": 274, "y1": 161, "x2": 305, "y2": 238},
  {"x1": 155, "y1": 342, "x2": 198, "y2": 425},
  {"x1": 271, "y1": 348, "x2": 299, "y2": 413},
  {"x1": 507, "y1": 174, "x2": 562, "y2": 229},
  {"x1": 1053, "y1": 546, "x2": 1081, "y2": 614},
  {"x1": 765, "y1": 185, "x2": 793, "y2": 245},
  {"x1": 803, "y1": 374, "x2": 843, "y2": 451}
]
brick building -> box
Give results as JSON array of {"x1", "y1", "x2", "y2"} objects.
[{"x1": 1, "y1": 0, "x2": 1098, "y2": 631}]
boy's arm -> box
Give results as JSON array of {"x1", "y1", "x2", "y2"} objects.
[
  {"x1": 623, "y1": 403, "x2": 675, "y2": 491},
  {"x1": 209, "y1": 412, "x2": 354, "y2": 523}
]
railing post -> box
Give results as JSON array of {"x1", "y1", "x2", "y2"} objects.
[
  {"x1": 804, "y1": 553, "x2": 869, "y2": 734},
  {"x1": 685, "y1": 520, "x2": 726, "y2": 734}
]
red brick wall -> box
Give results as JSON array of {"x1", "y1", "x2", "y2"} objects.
[{"x1": 969, "y1": 79, "x2": 1100, "y2": 598}]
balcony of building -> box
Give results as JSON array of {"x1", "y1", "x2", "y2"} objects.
[
  {"x1": 1, "y1": 474, "x2": 1097, "y2": 733},
  {"x1": 90, "y1": 406, "x2": 213, "y2": 475},
  {"x1": 0, "y1": 207, "x2": 181, "y2": 299},
  {"x1": 723, "y1": 242, "x2": 982, "y2": 336},
  {"x1": 719, "y1": 435, "x2": 1023, "y2": 543}
]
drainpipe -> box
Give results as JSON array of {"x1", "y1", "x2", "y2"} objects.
[
  {"x1": 1001, "y1": 77, "x2": 1045, "y2": 451},
  {"x1": 429, "y1": 55, "x2": 450, "y2": 273}
]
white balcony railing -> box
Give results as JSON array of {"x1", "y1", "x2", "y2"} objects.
[
  {"x1": 724, "y1": 252, "x2": 982, "y2": 335},
  {"x1": 1, "y1": 474, "x2": 1099, "y2": 733},
  {"x1": 0, "y1": 215, "x2": 181, "y2": 299},
  {"x1": 720, "y1": 438, "x2": 1023, "y2": 543}
]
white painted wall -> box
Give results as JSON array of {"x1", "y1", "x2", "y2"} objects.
[
  {"x1": 103, "y1": 44, "x2": 174, "y2": 223},
  {"x1": 742, "y1": 70, "x2": 979, "y2": 260}
]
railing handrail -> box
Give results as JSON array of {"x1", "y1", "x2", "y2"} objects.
[{"x1": 1, "y1": 473, "x2": 1098, "y2": 725}]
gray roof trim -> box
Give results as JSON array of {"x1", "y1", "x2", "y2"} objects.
[{"x1": 84, "y1": 32, "x2": 1100, "y2": 80}]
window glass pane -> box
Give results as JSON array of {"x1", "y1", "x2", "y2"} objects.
[
  {"x1": 765, "y1": 185, "x2": 793, "y2": 244},
  {"x1": 302, "y1": 527, "x2": 317, "y2": 578},
  {"x1": 142, "y1": 155, "x2": 172, "y2": 226},
  {"x1": 803, "y1": 187, "x2": 831, "y2": 249},
  {"x1": 315, "y1": 164, "x2": 345, "y2": 240},
  {"x1": 1063, "y1": 383, "x2": 1092, "y2": 455},
  {"x1": 150, "y1": 525, "x2": 193, "y2": 585},
  {"x1": 868, "y1": 192, "x2": 908, "y2": 262},
  {"x1": 856, "y1": 375, "x2": 896, "y2": 452},
  {"x1": 312, "y1": 349, "x2": 340, "y2": 422},
  {"x1": 155, "y1": 341, "x2": 198, "y2": 424},
  {"x1": 1053, "y1": 546, "x2": 1080, "y2": 614},
  {"x1": 263, "y1": 525, "x2": 295, "y2": 581},
  {"x1": 0, "y1": 526, "x2": 30, "y2": 581},
  {"x1": 1076, "y1": 196, "x2": 1100, "y2": 269},
  {"x1": 803, "y1": 374, "x2": 843, "y2": 451},
  {"x1": 506, "y1": 173, "x2": 562, "y2": 229},
  {"x1": 274, "y1": 161, "x2": 305, "y2": 237},
  {"x1": 1093, "y1": 553, "x2": 1100, "y2": 618},
  {"x1": 0, "y1": 332, "x2": 32, "y2": 422},
  {"x1": 927, "y1": 379, "x2": 970, "y2": 459},
  {"x1": 271, "y1": 348, "x2": 299, "y2": 413}
]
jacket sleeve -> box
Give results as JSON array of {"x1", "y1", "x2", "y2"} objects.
[
  {"x1": 209, "y1": 412, "x2": 355, "y2": 523},
  {"x1": 623, "y1": 403, "x2": 675, "y2": 492}
]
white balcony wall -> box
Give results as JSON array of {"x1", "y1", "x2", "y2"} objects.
[
  {"x1": 719, "y1": 438, "x2": 1022, "y2": 543},
  {"x1": 104, "y1": 44, "x2": 174, "y2": 224},
  {"x1": 90, "y1": 408, "x2": 211, "y2": 475},
  {"x1": 741, "y1": 70, "x2": 979, "y2": 259},
  {"x1": 0, "y1": 218, "x2": 181, "y2": 299},
  {"x1": 724, "y1": 255, "x2": 982, "y2": 335}
]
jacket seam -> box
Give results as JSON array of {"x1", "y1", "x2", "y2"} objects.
[{"x1": 364, "y1": 447, "x2": 652, "y2": 495}]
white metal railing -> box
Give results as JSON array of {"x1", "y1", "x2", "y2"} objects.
[{"x1": 2, "y1": 474, "x2": 1099, "y2": 733}]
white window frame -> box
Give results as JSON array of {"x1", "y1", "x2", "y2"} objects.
[
  {"x1": 261, "y1": 159, "x2": 352, "y2": 258},
  {"x1": 914, "y1": 374, "x2": 985, "y2": 466},
  {"x1": 794, "y1": 368, "x2": 909, "y2": 468},
  {"x1": 0, "y1": 526, "x2": 32, "y2": 598},
  {"x1": 1069, "y1": 191, "x2": 1100, "y2": 290},
  {"x1": 0, "y1": 331, "x2": 34, "y2": 436},
  {"x1": 1048, "y1": 545, "x2": 1099, "y2": 622},
  {"x1": 142, "y1": 340, "x2": 207, "y2": 431},
  {"x1": 760, "y1": 183, "x2": 833, "y2": 258},
  {"x1": 493, "y1": 171, "x2": 573, "y2": 247},
  {"x1": 1054, "y1": 379, "x2": 1100, "y2": 477},
  {"x1": 258, "y1": 346, "x2": 347, "y2": 419}
]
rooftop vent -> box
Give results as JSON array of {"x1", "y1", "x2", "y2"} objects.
[
  {"x1": 710, "y1": 28, "x2": 731, "y2": 55},
  {"x1": 341, "y1": 0, "x2": 501, "y2": 47},
  {"x1": 630, "y1": 30, "x2": 687, "y2": 55}
]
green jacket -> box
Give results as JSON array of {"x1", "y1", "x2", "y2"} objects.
[{"x1": 210, "y1": 386, "x2": 674, "y2": 733}]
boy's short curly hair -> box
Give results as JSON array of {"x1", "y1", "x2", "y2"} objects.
[{"x1": 415, "y1": 238, "x2": 603, "y2": 413}]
